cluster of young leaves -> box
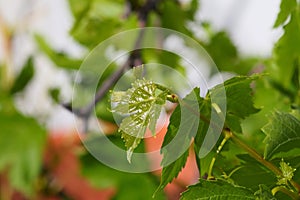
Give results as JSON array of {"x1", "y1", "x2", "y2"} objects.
[{"x1": 111, "y1": 78, "x2": 169, "y2": 162}]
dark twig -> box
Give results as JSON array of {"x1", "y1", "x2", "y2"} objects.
[
  {"x1": 138, "y1": 0, "x2": 160, "y2": 26},
  {"x1": 81, "y1": 32, "x2": 145, "y2": 118}
]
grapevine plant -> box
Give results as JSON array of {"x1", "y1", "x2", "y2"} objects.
[
  {"x1": 0, "y1": 0, "x2": 300, "y2": 199},
  {"x1": 112, "y1": 70, "x2": 300, "y2": 199},
  {"x1": 109, "y1": 0, "x2": 300, "y2": 199}
]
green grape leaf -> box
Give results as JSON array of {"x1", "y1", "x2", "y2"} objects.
[
  {"x1": 155, "y1": 150, "x2": 189, "y2": 194},
  {"x1": 231, "y1": 164, "x2": 273, "y2": 189},
  {"x1": 267, "y1": 148, "x2": 300, "y2": 160},
  {"x1": 274, "y1": 0, "x2": 297, "y2": 27},
  {"x1": 159, "y1": 1, "x2": 191, "y2": 35},
  {"x1": 48, "y1": 87, "x2": 60, "y2": 103},
  {"x1": 10, "y1": 57, "x2": 34, "y2": 94},
  {"x1": 155, "y1": 88, "x2": 200, "y2": 193},
  {"x1": 204, "y1": 31, "x2": 238, "y2": 74},
  {"x1": 68, "y1": 0, "x2": 91, "y2": 36},
  {"x1": 204, "y1": 30, "x2": 258, "y2": 75},
  {"x1": 185, "y1": 0, "x2": 199, "y2": 20},
  {"x1": 0, "y1": 97, "x2": 46, "y2": 195},
  {"x1": 180, "y1": 179, "x2": 256, "y2": 200},
  {"x1": 194, "y1": 96, "x2": 212, "y2": 175},
  {"x1": 194, "y1": 76, "x2": 259, "y2": 176},
  {"x1": 35, "y1": 35, "x2": 82, "y2": 70},
  {"x1": 69, "y1": 0, "x2": 131, "y2": 48},
  {"x1": 211, "y1": 75, "x2": 260, "y2": 120},
  {"x1": 225, "y1": 113, "x2": 243, "y2": 133},
  {"x1": 68, "y1": 0, "x2": 91, "y2": 20},
  {"x1": 262, "y1": 112, "x2": 300, "y2": 160},
  {"x1": 112, "y1": 79, "x2": 168, "y2": 162},
  {"x1": 71, "y1": 18, "x2": 120, "y2": 48},
  {"x1": 230, "y1": 155, "x2": 277, "y2": 190},
  {"x1": 273, "y1": 7, "x2": 300, "y2": 88}
]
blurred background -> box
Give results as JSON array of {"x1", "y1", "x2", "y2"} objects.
[
  {"x1": 0, "y1": 0, "x2": 281, "y2": 131},
  {"x1": 0, "y1": 0, "x2": 285, "y2": 199}
]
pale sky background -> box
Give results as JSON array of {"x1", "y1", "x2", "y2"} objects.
[{"x1": 0, "y1": 0, "x2": 282, "y2": 131}]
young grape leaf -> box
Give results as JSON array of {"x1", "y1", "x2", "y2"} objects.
[
  {"x1": 277, "y1": 159, "x2": 296, "y2": 185},
  {"x1": 277, "y1": 156, "x2": 300, "y2": 184},
  {"x1": 112, "y1": 79, "x2": 168, "y2": 162},
  {"x1": 180, "y1": 179, "x2": 256, "y2": 200},
  {"x1": 263, "y1": 112, "x2": 300, "y2": 160},
  {"x1": 155, "y1": 88, "x2": 201, "y2": 194}
]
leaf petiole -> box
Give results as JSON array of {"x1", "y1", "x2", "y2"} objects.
[
  {"x1": 207, "y1": 131, "x2": 232, "y2": 179},
  {"x1": 272, "y1": 186, "x2": 300, "y2": 200}
]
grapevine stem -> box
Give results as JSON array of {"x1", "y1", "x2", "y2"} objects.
[
  {"x1": 228, "y1": 130, "x2": 300, "y2": 194},
  {"x1": 229, "y1": 131, "x2": 281, "y2": 175},
  {"x1": 180, "y1": 98, "x2": 300, "y2": 194}
]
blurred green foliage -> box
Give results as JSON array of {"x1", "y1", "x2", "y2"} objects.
[{"x1": 1, "y1": 0, "x2": 300, "y2": 199}]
